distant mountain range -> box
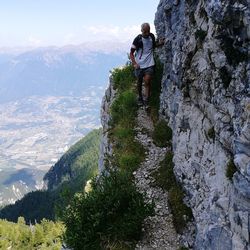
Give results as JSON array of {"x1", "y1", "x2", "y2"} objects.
[{"x1": 0, "y1": 44, "x2": 127, "y2": 103}]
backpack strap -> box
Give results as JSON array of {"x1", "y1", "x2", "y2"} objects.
[
  {"x1": 132, "y1": 33, "x2": 155, "y2": 59},
  {"x1": 149, "y1": 33, "x2": 156, "y2": 49},
  {"x1": 138, "y1": 35, "x2": 144, "y2": 59},
  {"x1": 132, "y1": 34, "x2": 143, "y2": 51},
  {"x1": 139, "y1": 33, "x2": 155, "y2": 59}
]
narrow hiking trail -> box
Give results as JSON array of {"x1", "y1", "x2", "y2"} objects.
[{"x1": 133, "y1": 107, "x2": 180, "y2": 250}]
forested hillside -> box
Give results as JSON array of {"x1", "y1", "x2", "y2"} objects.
[
  {"x1": 0, "y1": 129, "x2": 101, "y2": 223},
  {"x1": 0, "y1": 217, "x2": 64, "y2": 250},
  {"x1": 44, "y1": 127, "x2": 101, "y2": 190}
]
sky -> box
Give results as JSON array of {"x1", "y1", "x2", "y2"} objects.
[{"x1": 0, "y1": 0, "x2": 159, "y2": 49}]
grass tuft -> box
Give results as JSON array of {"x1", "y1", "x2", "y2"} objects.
[
  {"x1": 153, "y1": 151, "x2": 193, "y2": 233},
  {"x1": 195, "y1": 29, "x2": 207, "y2": 42},
  {"x1": 226, "y1": 159, "x2": 237, "y2": 181},
  {"x1": 153, "y1": 152, "x2": 175, "y2": 190},
  {"x1": 112, "y1": 64, "x2": 136, "y2": 93},
  {"x1": 178, "y1": 247, "x2": 189, "y2": 250},
  {"x1": 152, "y1": 120, "x2": 172, "y2": 147},
  {"x1": 219, "y1": 66, "x2": 232, "y2": 89},
  {"x1": 111, "y1": 90, "x2": 137, "y2": 128},
  {"x1": 207, "y1": 127, "x2": 215, "y2": 141},
  {"x1": 168, "y1": 186, "x2": 193, "y2": 233}
]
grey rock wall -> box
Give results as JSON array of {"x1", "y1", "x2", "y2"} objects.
[{"x1": 155, "y1": 0, "x2": 249, "y2": 249}]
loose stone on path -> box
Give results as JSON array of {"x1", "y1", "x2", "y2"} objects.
[{"x1": 134, "y1": 108, "x2": 180, "y2": 250}]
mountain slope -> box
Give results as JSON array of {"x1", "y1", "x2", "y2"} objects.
[
  {"x1": 0, "y1": 168, "x2": 45, "y2": 206},
  {"x1": 0, "y1": 129, "x2": 101, "y2": 223},
  {"x1": 44, "y1": 128, "x2": 101, "y2": 190}
]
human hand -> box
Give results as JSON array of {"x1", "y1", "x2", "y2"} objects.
[
  {"x1": 133, "y1": 63, "x2": 140, "y2": 69},
  {"x1": 158, "y1": 38, "x2": 165, "y2": 45}
]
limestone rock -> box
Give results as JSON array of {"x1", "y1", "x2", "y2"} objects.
[
  {"x1": 155, "y1": 0, "x2": 250, "y2": 249},
  {"x1": 98, "y1": 75, "x2": 116, "y2": 173}
]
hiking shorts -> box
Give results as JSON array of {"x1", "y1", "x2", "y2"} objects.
[{"x1": 135, "y1": 66, "x2": 154, "y2": 80}]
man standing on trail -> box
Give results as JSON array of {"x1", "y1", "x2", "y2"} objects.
[{"x1": 130, "y1": 23, "x2": 164, "y2": 108}]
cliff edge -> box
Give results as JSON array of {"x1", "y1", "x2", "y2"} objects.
[{"x1": 99, "y1": 0, "x2": 249, "y2": 249}]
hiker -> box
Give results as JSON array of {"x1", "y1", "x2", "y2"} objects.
[{"x1": 130, "y1": 22, "x2": 164, "y2": 107}]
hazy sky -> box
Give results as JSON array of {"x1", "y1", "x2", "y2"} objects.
[{"x1": 0, "y1": 0, "x2": 159, "y2": 48}]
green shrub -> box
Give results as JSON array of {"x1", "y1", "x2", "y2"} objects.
[
  {"x1": 189, "y1": 11, "x2": 196, "y2": 26},
  {"x1": 112, "y1": 64, "x2": 136, "y2": 93},
  {"x1": 183, "y1": 80, "x2": 191, "y2": 98},
  {"x1": 153, "y1": 151, "x2": 193, "y2": 233},
  {"x1": 113, "y1": 127, "x2": 135, "y2": 140},
  {"x1": 118, "y1": 153, "x2": 141, "y2": 172},
  {"x1": 195, "y1": 29, "x2": 207, "y2": 42},
  {"x1": 0, "y1": 218, "x2": 64, "y2": 250},
  {"x1": 152, "y1": 119, "x2": 172, "y2": 147},
  {"x1": 62, "y1": 170, "x2": 154, "y2": 250},
  {"x1": 207, "y1": 126, "x2": 215, "y2": 140},
  {"x1": 179, "y1": 246, "x2": 189, "y2": 250},
  {"x1": 153, "y1": 152, "x2": 175, "y2": 190},
  {"x1": 220, "y1": 35, "x2": 248, "y2": 66},
  {"x1": 114, "y1": 138, "x2": 145, "y2": 173},
  {"x1": 226, "y1": 159, "x2": 237, "y2": 181},
  {"x1": 219, "y1": 66, "x2": 232, "y2": 89},
  {"x1": 199, "y1": 7, "x2": 208, "y2": 21},
  {"x1": 169, "y1": 186, "x2": 193, "y2": 233}
]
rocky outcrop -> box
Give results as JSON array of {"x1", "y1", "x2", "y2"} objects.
[
  {"x1": 155, "y1": 0, "x2": 250, "y2": 249},
  {"x1": 98, "y1": 75, "x2": 116, "y2": 173}
]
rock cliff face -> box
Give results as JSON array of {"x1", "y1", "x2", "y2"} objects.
[
  {"x1": 154, "y1": 0, "x2": 250, "y2": 249},
  {"x1": 99, "y1": 75, "x2": 116, "y2": 173},
  {"x1": 99, "y1": 0, "x2": 249, "y2": 249}
]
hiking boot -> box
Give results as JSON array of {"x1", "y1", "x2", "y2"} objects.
[
  {"x1": 144, "y1": 98, "x2": 150, "y2": 112},
  {"x1": 137, "y1": 96, "x2": 144, "y2": 106},
  {"x1": 144, "y1": 97, "x2": 149, "y2": 106}
]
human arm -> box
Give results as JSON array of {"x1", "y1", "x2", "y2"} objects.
[{"x1": 130, "y1": 48, "x2": 140, "y2": 69}]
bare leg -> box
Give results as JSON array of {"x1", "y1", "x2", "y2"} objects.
[
  {"x1": 144, "y1": 74, "x2": 152, "y2": 100},
  {"x1": 137, "y1": 78, "x2": 143, "y2": 100}
]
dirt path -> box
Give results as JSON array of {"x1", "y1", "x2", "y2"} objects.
[{"x1": 134, "y1": 108, "x2": 180, "y2": 250}]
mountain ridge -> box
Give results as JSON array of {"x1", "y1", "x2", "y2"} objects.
[
  {"x1": 0, "y1": 40, "x2": 130, "y2": 56},
  {"x1": 0, "y1": 45, "x2": 126, "y2": 103}
]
